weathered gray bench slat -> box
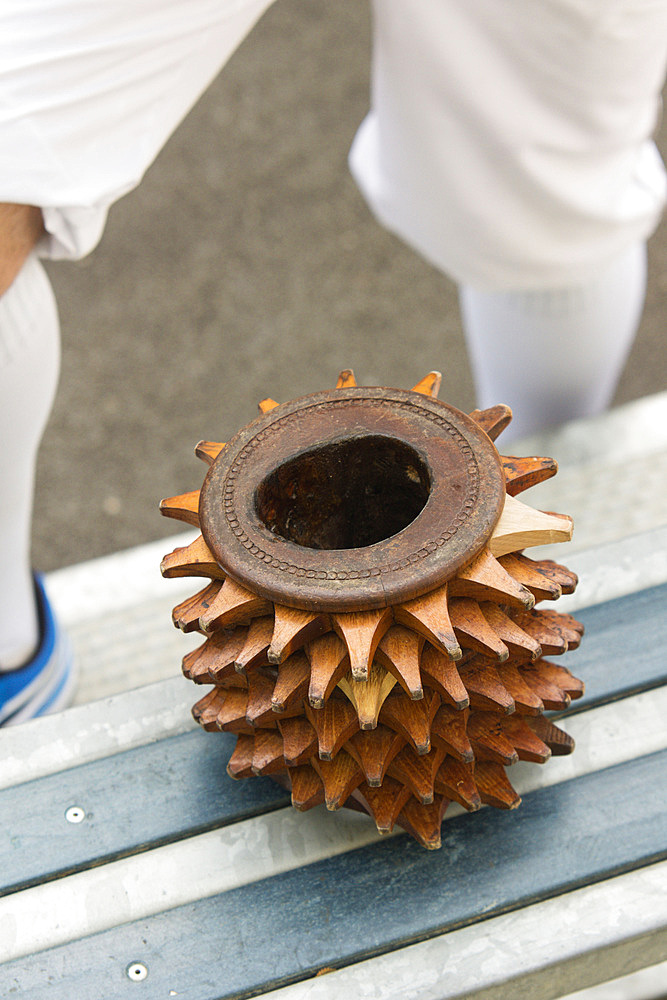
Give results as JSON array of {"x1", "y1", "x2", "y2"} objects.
[
  {"x1": 3, "y1": 747, "x2": 666, "y2": 1000},
  {"x1": 0, "y1": 730, "x2": 289, "y2": 896},
  {"x1": 1, "y1": 583, "x2": 664, "y2": 898}
]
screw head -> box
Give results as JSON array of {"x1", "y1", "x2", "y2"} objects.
[
  {"x1": 127, "y1": 962, "x2": 148, "y2": 982},
  {"x1": 65, "y1": 806, "x2": 85, "y2": 824}
]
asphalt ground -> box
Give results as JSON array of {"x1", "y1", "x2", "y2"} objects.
[{"x1": 34, "y1": 0, "x2": 667, "y2": 573}]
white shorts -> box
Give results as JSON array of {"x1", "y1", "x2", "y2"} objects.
[
  {"x1": 351, "y1": 0, "x2": 667, "y2": 287},
  {"x1": 2, "y1": 0, "x2": 666, "y2": 288}
]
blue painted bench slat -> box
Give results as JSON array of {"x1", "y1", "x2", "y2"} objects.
[
  {"x1": 559, "y1": 582, "x2": 666, "y2": 712},
  {"x1": 0, "y1": 729, "x2": 289, "y2": 896},
  {"x1": 3, "y1": 747, "x2": 666, "y2": 1000}
]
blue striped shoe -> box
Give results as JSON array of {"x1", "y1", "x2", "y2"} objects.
[{"x1": 0, "y1": 576, "x2": 76, "y2": 726}]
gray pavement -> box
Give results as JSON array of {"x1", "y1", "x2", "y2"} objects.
[{"x1": 34, "y1": 0, "x2": 667, "y2": 572}]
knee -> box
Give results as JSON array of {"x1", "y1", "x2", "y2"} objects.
[{"x1": 0, "y1": 204, "x2": 45, "y2": 297}]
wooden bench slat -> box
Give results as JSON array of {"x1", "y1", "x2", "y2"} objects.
[
  {"x1": 3, "y1": 748, "x2": 666, "y2": 999},
  {"x1": 0, "y1": 730, "x2": 289, "y2": 896}
]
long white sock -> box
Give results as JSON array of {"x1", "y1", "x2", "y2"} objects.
[
  {"x1": 0, "y1": 254, "x2": 60, "y2": 670},
  {"x1": 459, "y1": 243, "x2": 647, "y2": 441}
]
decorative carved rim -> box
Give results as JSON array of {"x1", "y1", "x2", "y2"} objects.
[{"x1": 199, "y1": 388, "x2": 505, "y2": 611}]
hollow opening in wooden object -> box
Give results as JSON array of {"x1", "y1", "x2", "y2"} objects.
[{"x1": 255, "y1": 435, "x2": 431, "y2": 551}]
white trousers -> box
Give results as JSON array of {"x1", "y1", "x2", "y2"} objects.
[{"x1": 1, "y1": 0, "x2": 665, "y2": 288}]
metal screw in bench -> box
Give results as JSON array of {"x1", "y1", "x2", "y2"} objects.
[
  {"x1": 127, "y1": 962, "x2": 148, "y2": 982},
  {"x1": 65, "y1": 806, "x2": 85, "y2": 824}
]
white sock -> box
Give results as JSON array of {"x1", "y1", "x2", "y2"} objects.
[
  {"x1": 459, "y1": 243, "x2": 647, "y2": 441},
  {"x1": 0, "y1": 254, "x2": 60, "y2": 670}
]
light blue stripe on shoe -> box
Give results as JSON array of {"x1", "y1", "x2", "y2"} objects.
[{"x1": 0, "y1": 576, "x2": 74, "y2": 725}]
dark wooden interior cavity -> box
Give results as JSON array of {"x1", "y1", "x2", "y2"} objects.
[{"x1": 255, "y1": 434, "x2": 431, "y2": 550}]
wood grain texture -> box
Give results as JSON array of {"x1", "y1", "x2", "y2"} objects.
[
  {"x1": 159, "y1": 490, "x2": 201, "y2": 527},
  {"x1": 395, "y1": 584, "x2": 462, "y2": 661},
  {"x1": 199, "y1": 577, "x2": 272, "y2": 632},
  {"x1": 411, "y1": 371, "x2": 442, "y2": 397},
  {"x1": 489, "y1": 495, "x2": 573, "y2": 556},
  {"x1": 469, "y1": 404, "x2": 512, "y2": 441},
  {"x1": 338, "y1": 663, "x2": 397, "y2": 729},
  {"x1": 450, "y1": 547, "x2": 534, "y2": 609},
  {"x1": 160, "y1": 534, "x2": 225, "y2": 580},
  {"x1": 331, "y1": 608, "x2": 393, "y2": 681},
  {"x1": 500, "y1": 454, "x2": 558, "y2": 495},
  {"x1": 194, "y1": 440, "x2": 226, "y2": 465},
  {"x1": 268, "y1": 607, "x2": 329, "y2": 665}
]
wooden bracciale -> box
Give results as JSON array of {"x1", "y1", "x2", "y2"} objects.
[{"x1": 161, "y1": 371, "x2": 584, "y2": 849}]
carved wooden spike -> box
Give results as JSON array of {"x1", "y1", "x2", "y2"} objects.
[
  {"x1": 338, "y1": 663, "x2": 397, "y2": 730},
  {"x1": 501, "y1": 455, "x2": 558, "y2": 496},
  {"x1": 200, "y1": 577, "x2": 272, "y2": 632},
  {"x1": 449, "y1": 597, "x2": 509, "y2": 661},
  {"x1": 268, "y1": 606, "x2": 329, "y2": 664},
  {"x1": 277, "y1": 716, "x2": 318, "y2": 766},
  {"x1": 172, "y1": 581, "x2": 223, "y2": 633},
  {"x1": 335, "y1": 369, "x2": 357, "y2": 388},
  {"x1": 347, "y1": 725, "x2": 404, "y2": 787},
  {"x1": 431, "y1": 705, "x2": 474, "y2": 762},
  {"x1": 434, "y1": 757, "x2": 481, "y2": 811},
  {"x1": 489, "y1": 495, "x2": 573, "y2": 557},
  {"x1": 500, "y1": 716, "x2": 551, "y2": 764},
  {"x1": 518, "y1": 662, "x2": 571, "y2": 711},
  {"x1": 258, "y1": 398, "x2": 279, "y2": 413},
  {"x1": 379, "y1": 688, "x2": 440, "y2": 755},
  {"x1": 251, "y1": 730, "x2": 286, "y2": 775},
  {"x1": 272, "y1": 652, "x2": 311, "y2": 713},
  {"x1": 304, "y1": 698, "x2": 359, "y2": 760},
  {"x1": 497, "y1": 553, "x2": 562, "y2": 602},
  {"x1": 215, "y1": 688, "x2": 254, "y2": 733},
  {"x1": 450, "y1": 546, "x2": 535, "y2": 610},
  {"x1": 474, "y1": 761, "x2": 521, "y2": 809},
  {"x1": 480, "y1": 603, "x2": 542, "y2": 662},
  {"x1": 352, "y1": 779, "x2": 411, "y2": 833},
  {"x1": 288, "y1": 764, "x2": 325, "y2": 811},
  {"x1": 159, "y1": 490, "x2": 201, "y2": 527},
  {"x1": 161, "y1": 534, "x2": 225, "y2": 581},
  {"x1": 312, "y1": 750, "x2": 364, "y2": 810},
  {"x1": 306, "y1": 633, "x2": 349, "y2": 708},
  {"x1": 531, "y1": 608, "x2": 585, "y2": 649},
  {"x1": 192, "y1": 688, "x2": 227, "y2": 731},
  {"x1": 536, "y1": 660, "x2": 585, "y2": 699},
  {"x1": 458, "y1": 660, "x2": 515, "y2": 714},
  {"x1": 182, "y1": 627, "x2": 246, "y2": 684},
  {"x1": 395, "y1": 584, "x2": 462, "y2": 661},
  {"x1": 387, "y1": 745, "x2": 446, "y2": 804},
  {"x1": 496, "y1": 662, "x2": 544, "y2": 715},
  {"x1": 376, "y1": 625, "x2": 424, "y2": 699},
  {"x1": 227, "y1": 734, "x2": 255, "y2": 779},
  {"x1": 397, "y1": 795, "x2": 450, "y2": 849},
  {"x1": 420, "y1": 645, "x2": 469, "y2": 710},
  {"x1": 234, "y1": 616, "x2": 274, "y2": 675},
  {"x1": 525, "y1": 716, "x2": 575, "y2": 756},
  {"x1": 467, "y1": 711, "x2": 520, "y2": 766},
  {"x1": 245, "y1": 671, "x2": 278, "y2": 726},
  {"x1": 510, "y1": 609, "x2": 568, "y2": 656},
  {"x1": 411, "y1": 371, "x2": 442, "y2": 398},
  {"x1": 194, "y1": 440, "x2": 226, "y2": 465},
  {"x1": 332, "y1": 608, "x2": 393, "y2": 681},
  {"x1": 530, "y1": 559, "x2": 578, "y2": 596},
  {"x1": 469, "y1": 404, "x2": 512, "y2": 441}
]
